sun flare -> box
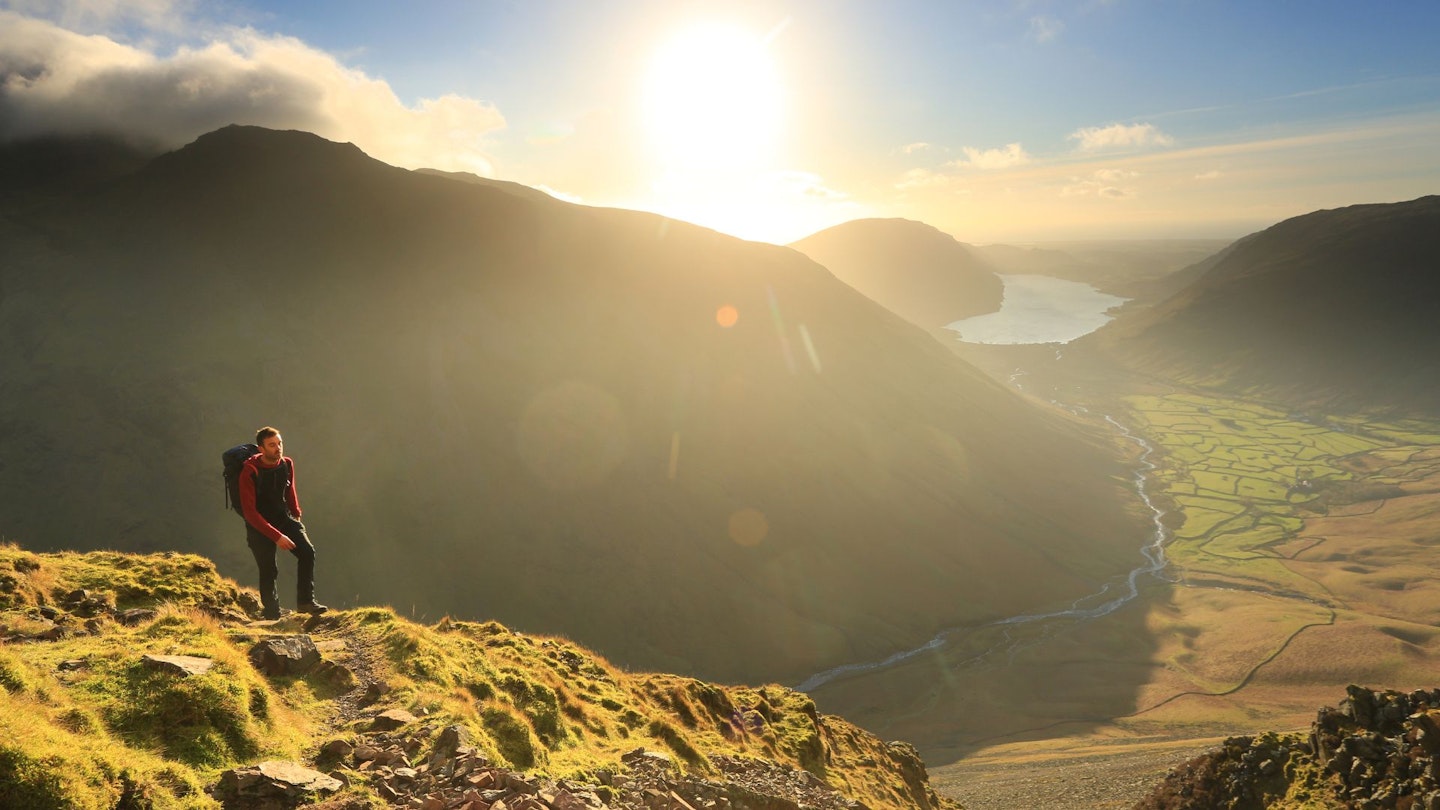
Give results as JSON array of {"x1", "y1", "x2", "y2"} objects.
[{"x1": 642, "y1": 22, "x2": 783, "y2": 173}]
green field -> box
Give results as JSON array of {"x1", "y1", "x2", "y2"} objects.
[{"x1": 1125, "y1": 393, "x2": 1440, "y2": 597}]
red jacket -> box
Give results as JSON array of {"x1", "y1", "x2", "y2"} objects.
[{"x1": 239, "y1": 454, "x2": 302, "y2": 545}]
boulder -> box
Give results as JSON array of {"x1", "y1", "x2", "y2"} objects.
[
  {"x1": 118, "y1": 608, "x2": 157, "y2": 626},
  {"x1": 249, "y1": 635, "x2": 320, "y2": 677},
  {"x1": 142, "y1": 654, "x2": 214, "y2": 678},
  {"x1": 320, "y1": 738, "x2": 354, "y2": 756},
  {"x1": 371, "y1": 708, "x2": 418, "y2": 731},
  {"x1": 213, "y1": 760, "x2": 342, "y2": 809},
  {"x1": 237, "y1": 591, "x2": 263, "y2": 615}
]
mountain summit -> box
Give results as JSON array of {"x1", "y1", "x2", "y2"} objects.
[
  {"x1": 790, "y1": 219, "x2": 1003, "y2": 332},
  {"x1": 0, "y1": 126, "x2": 1145, "y2": 685}
]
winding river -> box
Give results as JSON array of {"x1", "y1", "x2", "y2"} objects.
[{"x1": 795, "y1": 397, "x2": 1173, "y2": 694}]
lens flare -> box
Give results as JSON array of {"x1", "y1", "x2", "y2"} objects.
[{"x1": 728, "y1": 508, "x2": 769, "y2": 547}]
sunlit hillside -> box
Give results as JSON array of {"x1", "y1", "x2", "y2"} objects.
[
  {"x1": 789, "y1": 219, "x2": 1004, "y2": 333},
  {"x1": 0, "y1": 543, "x2": 956, "y2": 810}
]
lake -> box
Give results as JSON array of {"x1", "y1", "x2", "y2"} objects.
[{"x1": 944, "y1": 274, "x2": 1128, "y2": 345}]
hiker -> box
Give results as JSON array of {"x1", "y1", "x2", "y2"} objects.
[{"x1": 238, "y1": 426, "x2": 328, "y2": 619}]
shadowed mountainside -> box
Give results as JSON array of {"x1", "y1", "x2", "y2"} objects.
[
  {"x1": 1074, "y1": 196, "x2": 1440, "y2": 414},
  {"x1": 0, "y1": 126, "x2": 1145, "y2": 686},
  {"x1": 789, "y1": 219, "x2": 1004, "y2": 332}
]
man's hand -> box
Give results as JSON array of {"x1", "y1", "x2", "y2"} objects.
[{"x1": 276, "y1": 535, "x2": 297, "y2": 551}]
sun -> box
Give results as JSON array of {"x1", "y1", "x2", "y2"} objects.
[{"x1": 641, "y1": 22, "x2": 783, "y2": 174}]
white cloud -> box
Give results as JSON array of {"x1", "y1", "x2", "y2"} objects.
[
  {"x1": 0, "y1": 10, "x2": 505, "y2": 174},
  {"x1": 900, "y1": 141, "x2": 932, "y2": 154},
  {"x1": 1070, "y1": 122, "x2": 1175, "y2": 152},
  {"x1": 951, "y1": 142, "x2": 1031, "y2": 170},
  {"x1": 1194, "y1": 169, "x2": 1222, "y2": 180},
  {"x1": 1061, "y1": 169, "x2": 1138, "y2": 199},
  {"x1": 1029, "y1": 15, "x2": 1064, "y2": 43}
]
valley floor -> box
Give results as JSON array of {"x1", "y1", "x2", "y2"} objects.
[{"x1": 806, "y1": 351, "x2": 1440, "y2": 807}]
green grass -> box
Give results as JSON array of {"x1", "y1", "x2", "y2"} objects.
[
  {"x1": 0, "y1": 543, "x2": 946, "y2": 810},
  {"x1": 1124, "y1": 393, "x2": 1440, "y2": 601}
]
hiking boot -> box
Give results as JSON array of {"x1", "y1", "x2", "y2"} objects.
[
  {"x1": 261, "y1": 610, "x2": 281, "y2": 621},
  {"x1": 298, "y1": 601, "x2": 329, "y2": 615}
]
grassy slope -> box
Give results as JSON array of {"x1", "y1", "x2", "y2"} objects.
[{"x1": 0, "y1": 544, "x2": 955, "y2": 810}]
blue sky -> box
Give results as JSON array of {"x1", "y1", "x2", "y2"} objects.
[{"x1": 4, "y1": 0, "x2": 1439, "y2": 243}]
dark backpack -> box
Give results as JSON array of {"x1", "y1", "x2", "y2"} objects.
[{"x1": 222, "y1": 443, "x2": 259, "y2": 514}]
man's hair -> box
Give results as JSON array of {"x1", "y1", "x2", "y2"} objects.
[{"x1": 255, "y1": 426, "x2": 281, "y2": 444}]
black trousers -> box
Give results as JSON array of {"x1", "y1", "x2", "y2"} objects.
[{"x1": 245, "y1": 514, "x2": 316, "y2": 613}]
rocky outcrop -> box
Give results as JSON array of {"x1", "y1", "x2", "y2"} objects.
[
  {"x1": 141, "y1": 653, "x2": 214, "y2": 677},
  {"x1": 248, "y1": 635, "x2": 321, "y2": 677},
  {"x1": 213, "y1": 760, "x2": 342, "y2": 809},
  {"x1": 1136, "y1": 685, "x2": 1440, "y2": 809},
  {"x1": 308, "y1": 715, "x2": 891, "y2": 810}
]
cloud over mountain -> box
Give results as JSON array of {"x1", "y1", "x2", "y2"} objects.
[{"x1": 0, "y1": 9, "x2": 503, "y2": 173}]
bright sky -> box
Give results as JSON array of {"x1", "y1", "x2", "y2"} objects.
[{"x1": 4, "y1": 0, "x2": 1439, "y2": 243}]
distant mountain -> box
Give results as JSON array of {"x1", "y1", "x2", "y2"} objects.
[
  {"x1": 1077, "y1": 196, "x2": 1440, "y2": 413},
  {"x1": 790, "y1": 219, "x2": 1003, "y2": 332},
  {"x1": 973, "y1": 239, "x2": 1232, "y2": 302},
  {"x1": 0, "y1": 126, "x2": 1145, "y2": 685}
]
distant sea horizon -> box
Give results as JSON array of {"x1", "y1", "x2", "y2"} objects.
[{"x1": 945, "y1": 274, "x2": 1128, "y2": 345}]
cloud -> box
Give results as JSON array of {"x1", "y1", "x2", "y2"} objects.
[
  {"x1": 951, "y1": 142, "x2": 1031, "y2": 170},
  {"x1": 1061, "y1": 168, "x2": 1139, "y2": 199},
  {"x1": 1070, "y1": 122, "x2": 1174, "y2": 152},
  {"x1": 1194, "y1": 169, "x2": 1222, "y2": 180},
  {"x1": 1029, "y1": 15, "x2": 1064, "y2": 43},
  {"x1": 900, "y1": 141, "x2": 932, "y2": 154},
  {"x1": 0, "y1": 10, "x2": 505, "y2": 174}
]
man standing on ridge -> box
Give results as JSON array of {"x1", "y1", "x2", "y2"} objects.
[{"x1": 239, "y1": 426, "x2": 328, "y2": 620}]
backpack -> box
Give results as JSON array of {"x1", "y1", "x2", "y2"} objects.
[{"x1": 222, "y1": 443, "x2": 259, "y2": 514}]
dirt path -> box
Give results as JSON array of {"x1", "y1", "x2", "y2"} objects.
[{"x1": 242, "y1": 612, "x2": 387, "y2": 732}]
